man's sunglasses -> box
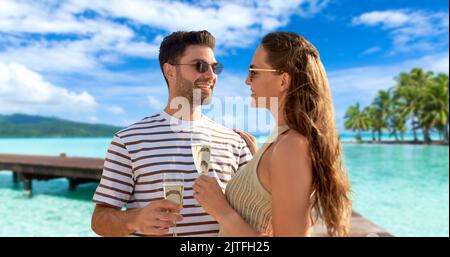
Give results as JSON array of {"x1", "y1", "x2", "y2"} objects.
[{"x1": 171, "y1": 61, "x2": 223, "y2": 75}]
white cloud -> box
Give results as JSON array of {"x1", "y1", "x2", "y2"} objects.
[
  {"x1": 97, "y1": 85, "x2": 167, "y2": 101},
  {"x1": 361, "y1": 46, "x2": 382, "y2": 56},
  {"x1": 353, "y1": 10, "x2": 449, "y2": 54},
  {"x1": 0, "y1": 40, "x2": 98, "y2": 73},
  {"x1": 213, "y1": 72, "x2": 250, "y2": 98},
  {"x1": 0, "y1": 0, "x2": 161, "y2": 73},
  {"x1": 0, "y1": 0, "x2": 112, "y2": 35},
  {"x1": 329, "y1": 52, "x2": 449, "y2": 97},
  {"x1": 148, "y1": 96, "x2": 165, "y2": 109},
  {"x1": 0, "y1": 62, "x2": 97, "y2": 114},
  {"x1": 79, "y1": 69, "x2": 168, "y2": 103},
  {"x1": 352, "y1": 10, "x2": 410, "y2": 28},
  {"x1": 297, "y1": 0, "x2": 331, "y2": 17},
  {"x1": 0, "y1": 21, "x2": 160, "y2": 73},
  {"x1": 105, "y1": 105, "x2": 125, "y2": 115},
  {"x1": 42, "y1": 68, "x2": 170, "y2": 118},
  {"x1": 83, "y1": 0, "x2": 323, "y2": 48},
  {"x1": 87, "y1": 116, "x2": 99, "y2": 123},
  {"x1": 0, "y1": 0, "x2": 328, "y2": 44},
  {"x1": 0, "y1": 0, "x2": 330, "y2": 75}
]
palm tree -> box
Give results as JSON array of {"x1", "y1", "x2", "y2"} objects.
[
  {"x1": 363, "y1": 106, "x2": 377, "y2": 142},
  {"x1": 420, "y1": 73, "x2": 449, "y2": 142},
  {"x1": 394, "y1": 68, "x2": 433, "y2": 142},
  {"x1": 390, "y1": 108, "x2": 408, "y2": 141},
  {"x1": 347, "y1": 68, "x2": 447, "y2": 145},
  {"x1": 364, "y1": 105, "x2": 385, "y2": 142},
  {"x1": 433, "y1": 73, "x2": 449, "y2": 141},
  {"x1": 371, "y1": 90, "x2": 392, "y2": 141},
  {"x1": 344, "y1": 103, "x2": 369, "y2": 141},
  {"x1": 388, "y1": 89, "x2": 408, "y2": 142}
]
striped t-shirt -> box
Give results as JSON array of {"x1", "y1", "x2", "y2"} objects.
[{"x1": 92, "y1": 111, "x2": 252, "y2": 236}]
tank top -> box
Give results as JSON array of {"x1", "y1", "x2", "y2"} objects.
[{"x1": 219, "y1": 126, "x2": 290, "y2": 236}]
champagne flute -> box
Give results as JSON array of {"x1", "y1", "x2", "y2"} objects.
[
  {"x1": 163, "y1": 172, "x2": 184, "y2": 236},
  {"x1": 191, "y1": 126, "x2": 212, "y2": 176}
]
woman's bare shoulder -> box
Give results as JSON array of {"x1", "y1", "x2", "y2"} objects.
[
  {"x1": 267, "y1": 130, "x2": 310, "y2": 173},
  {"x1": 268, "y1": 129, "x2": 312, "y2": 182},
  {"x1": 273, "y1": 130, "x2": 309, "y2": 154}
]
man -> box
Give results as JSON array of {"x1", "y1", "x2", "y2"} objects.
[{"x1": 91, "y1": 30, "x2": 252, "y2": 237}]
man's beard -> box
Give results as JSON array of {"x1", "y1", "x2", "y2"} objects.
[{"x1": 175, "y1": 72, "x2": 214, "y2": 106}]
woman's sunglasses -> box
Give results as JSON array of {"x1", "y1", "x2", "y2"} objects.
[
  {"x1": 247, "y1": 68, "x2": 283, "y2": 81},
  {"x1": 171, "y1": 61, "x2": 223, "y2": 75}
]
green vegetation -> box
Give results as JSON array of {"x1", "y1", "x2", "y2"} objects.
[
  {"x1": 0, "y1": 114, "x2": 123, "y2": 137},
  {"x1": 344, "y1": 68, "x2": 449, "y2": 144}
]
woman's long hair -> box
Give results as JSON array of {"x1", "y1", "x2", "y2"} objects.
[{"x1": 262, "y1": 32, "x2": 352, "y2": 236}]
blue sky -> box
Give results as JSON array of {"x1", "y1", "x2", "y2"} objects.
[{"x1": 0, "y1": 0, "x2": 448, "y2": 133}]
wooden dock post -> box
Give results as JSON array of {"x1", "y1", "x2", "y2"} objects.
[
  {"x1": 69, "y1": 178, "x2": 79, "y2": 191},
  {"x1": 69, "y1": 178, "x2": 94, "y2": 191},
  {"x1": 12, "y1": 172, "x2": 19, "y2": 183},
  {"x1": 23, "y1": 176, "x2": 32, "y2": 197}
]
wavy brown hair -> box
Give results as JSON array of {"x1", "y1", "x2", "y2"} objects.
[{"x1": 262, "y1": 32, "x2": 352, "y2": 236}]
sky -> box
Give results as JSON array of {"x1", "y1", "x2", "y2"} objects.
[{"x1": 0, "y1": 0, "x2": 448, "y2": 133}]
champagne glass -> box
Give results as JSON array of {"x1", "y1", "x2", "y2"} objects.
[
  {"x1": 163, "y1": 172, "x2": 184, "y2": 236},
  {"x1": 191, "y1": 126, "x2": 212, "y2": 176}
]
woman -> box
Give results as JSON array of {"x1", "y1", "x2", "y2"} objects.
[{"x1": 193, "y1": 32, "x2": 352, "y2": 236}]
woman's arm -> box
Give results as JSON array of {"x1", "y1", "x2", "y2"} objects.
[
  {"x1": 193, "y1": 131, "x2": 313, "y2": 237},
  {"x1": 193, "y1": 175, "x2": 265, "y2": 236},
  {"x1": 269, "y1": 132, "x2": 313, "y2": 236}
]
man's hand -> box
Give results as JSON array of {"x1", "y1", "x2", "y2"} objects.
[
  {"x1": 234, "y1": 129, "x2": 258, "y2": 155},
  {"x1": 128, "y1": 199, "x2": 183, "y2": 235}
]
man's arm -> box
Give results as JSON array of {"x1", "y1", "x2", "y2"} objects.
[
  {"x1": 91, "y1": 203, "x2": 137, "y2": 237},
  {"x1": 91, "y1": 200, "x2": 183, "y2": 237}
]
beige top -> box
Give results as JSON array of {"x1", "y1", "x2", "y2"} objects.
[{"x1": 219, "y1": 126, "x2": 290, "y2": 236}]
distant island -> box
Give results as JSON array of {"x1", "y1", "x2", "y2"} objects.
[{"x1": 0, "y1": 114, "x2": 123, "y2": 138}]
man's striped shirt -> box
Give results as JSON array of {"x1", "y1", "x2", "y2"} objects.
[{"x1": 92, "y1": 111, "x2": 252, "y2": 236}]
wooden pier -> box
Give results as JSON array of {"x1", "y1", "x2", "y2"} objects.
[
  {"x1": 0, "y1": 153, "x2": 393, "y2": 236},
  {"x1": 312, "y1": 211, "x2": 393, "y2": 237},
  {"x1": 0, "y1": 153, "x2": 103, "y2": 196}
]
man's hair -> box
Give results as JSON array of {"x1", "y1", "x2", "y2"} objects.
[{"x1": 159, "y1": 30, "x2": 216, "y2": 85}]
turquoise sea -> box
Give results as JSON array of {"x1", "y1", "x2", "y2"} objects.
[{"x1": 0, "y1": 137, "x2": 448, "y2": 236}]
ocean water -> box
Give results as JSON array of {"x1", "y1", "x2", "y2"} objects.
[
  {"x1": 0, "y1": 137, "x2": 448, "y2": 236},
  {"x1": 342, "y1": 143, "x2": 449, "y2": 237},
  {"x1": 338, "y1": 132, "x2": 443, "y2": 142},
  {"x1": 0, "y1": 138, "x2": 109, "y2": 237}
]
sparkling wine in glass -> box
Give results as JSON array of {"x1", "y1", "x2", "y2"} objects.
[
  {"x1": 191, "y1": 127, "x2": 212, "y2": 176},
  {"x1": 163, "y1": 172, "x2": 184, "y2": 236}
]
